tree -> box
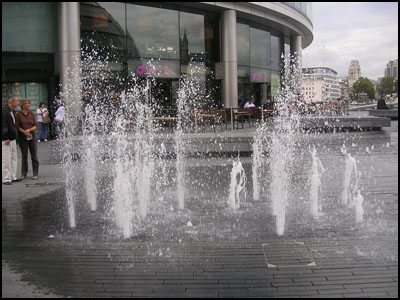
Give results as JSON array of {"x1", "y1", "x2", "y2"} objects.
[
  {"x1": 351, "y1": 77, "x2": 376, "y2": 100},
  {"x1": 377, "y1": 76, "x2": 396, "y2": 96}
]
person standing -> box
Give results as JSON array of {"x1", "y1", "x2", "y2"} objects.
[
  {"x1": 54, "y1": 103, "x2": 65, "y2": 139},
  {"x1": 15, "y1": 99, "x2": 39, "y2": 180},
  {"x1": 36, "y1": 102, "x2": 49, "y2": 142},
  {"x1": 2, "y1": 95, "x2": 20, "y2": 185}
]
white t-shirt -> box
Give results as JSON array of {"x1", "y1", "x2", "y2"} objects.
[
  {"x1": 36, "y1": 107, "x2": 48, "y2": 123},
  {"x1": 54, "y1": 106, "x2": 65, "y2": 122},
  {"x1": 244, "y1": 102, "x2": 256, "y2": 108}
]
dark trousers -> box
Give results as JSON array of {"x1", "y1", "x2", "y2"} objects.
[{"x1": 18, "y1": 134, "x2": 39, "y2": 177}]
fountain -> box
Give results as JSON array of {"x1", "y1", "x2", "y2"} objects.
[
  {"x1": 309, "y1": 145, "x2": 326, "y2": 219},
  {"x1": 340, "y1": 144, "x2": 364, "y2": 222},
  {"x1": 228, "y1": 155, "x2": 247, "y2": 210},
  {"x1": 59, "y1": 41, "x2": 374, "y2": 241}
]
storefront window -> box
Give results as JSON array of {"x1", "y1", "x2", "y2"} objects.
[
  {"x1": 80, "y1": 1, "x2": 127, "y2": 85},
  {"x1": 250, "y1": 27, "x2": 270, "y2": 69},
  {"x1": 237, "y1": 23, "x2": 250, "y2": 66},
  {"x1": 2, "y1": 2, "x2": 58, "y2": 53},
  {"x1": 179, "y1": 12, "x2": 205, "y2": 62},
  {"x1": 2, "y1": 82, "x2": 47, "y2": 111},
  {"x1": 271, "y1": 35, "x2": 281, "y2": 71},
  {"x1": 126, "y1": 5, "x2": 179, "y2": 60},
  {"x1": 271, "y1": 71, "x2": 280, "y2": 101}
]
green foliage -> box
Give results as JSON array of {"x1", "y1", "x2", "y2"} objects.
[
  {"x1": 377, "y1": 76, "x2": 397, "y2": 96},
  {"x1": 350, "y1": 77, "x2": 376, "y2": 100}
]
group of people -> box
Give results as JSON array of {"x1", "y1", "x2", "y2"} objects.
[{"x1": 2, "y1": 95, "x2": 65, "y2": 185}]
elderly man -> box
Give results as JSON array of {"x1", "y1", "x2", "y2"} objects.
[{"x1": 2, "y1": 95, "x2": 20, "y2": 185}]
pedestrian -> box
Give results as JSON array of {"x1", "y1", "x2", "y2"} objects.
[
  {"x1": 15, "y1": 98, "x2": 39, "y2": 180},
  {"x1": 377, "y1": 96, "x2": 389, "y2": 110},
  {"x1": 2, "y1": 95, "x2": 20, "y2": 185},
  {"x1": 54, "y1": 102, "x2": 65, "y2": 139},
  {"x1": 36, "y1": 102, "x2": 50, "y2": 142}
]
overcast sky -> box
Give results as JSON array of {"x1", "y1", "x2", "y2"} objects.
[{"x1": 302, "y1": 2, "x2": 398, "y2": 80}]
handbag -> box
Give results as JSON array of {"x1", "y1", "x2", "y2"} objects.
[{"x1": 42, "y1": 113, "x2": 51, "y2": 124}]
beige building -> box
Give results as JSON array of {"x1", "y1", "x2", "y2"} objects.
[
  {"x1": 302, "y1": 79, "x2": 324, "y2": 103},
  {"x1": 348, "y1": 60, "x2": 361, "y2": 88},
  {"x1": 302, "y1": 67, "x2": 339, "y2": 102}
]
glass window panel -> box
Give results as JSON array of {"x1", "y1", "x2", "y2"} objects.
[
  {"x1": 204, "y1": 13, "x2": 220, "y2": 64},
  {"x1": 250, "y1": 27, "x2": 270, "y2": 68},
  {"x1": 271, "y1": 71, "x2": 280, "y2": 101},
  {"x1": 26, "y1": 82, "x2": 47, "y2": 110},
  {"x1": 81, "y1": 2, "x2": 127, "y2": 64},
  {"x1": 127, "y1": 5, "x2": 179, "y2": 60},
  {"x1": 2, "y1": 2, "x2": 58, "y2": 53},
  {"x1": 237, "y1": 23, "x2": 250, "y2": 66},
  {"x1": 179, "y1": 11, "x2": 205, "y2": 63},
  {"x1": 271, "y1": 35, "x2": 281, "y2": 71}
]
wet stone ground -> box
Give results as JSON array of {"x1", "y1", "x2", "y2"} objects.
[{"x1": 2, "y1": 122, "x2": 398, "y2": 298}]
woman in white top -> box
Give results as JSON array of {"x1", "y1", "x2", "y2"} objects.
[
  {"x1": 36, "y1": 102, "x2": 49, "y2": 142},
  {"x1": 54, "y1": 103, "x2": 65, "y2": 139}
]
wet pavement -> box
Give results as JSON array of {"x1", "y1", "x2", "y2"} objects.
[{"x1": 2, "y1": 119, "x2": 398, "y2": 298}]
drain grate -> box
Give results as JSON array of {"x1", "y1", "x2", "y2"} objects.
[{"x1": 262, "y1": 241, "x2": 316, "y2": 268}]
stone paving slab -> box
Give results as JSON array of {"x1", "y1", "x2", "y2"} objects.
[{"x1": 2, "y1": 120, "x2": 398, "y2": 298}]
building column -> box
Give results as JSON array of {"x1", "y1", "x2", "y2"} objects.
[
  {"x1": 59, "y1": 2, "x2": 81, "y2": 124},
  {"x1": 221, "y1": 9, "x2": 238, "y2": 108},
  {"x1": 290, "y1": 35, "x2": 303, "y2": 93}
]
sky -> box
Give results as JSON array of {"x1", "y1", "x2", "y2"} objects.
[{"x1": 302, "y1": 2, "x2": 398, "y2": 81}]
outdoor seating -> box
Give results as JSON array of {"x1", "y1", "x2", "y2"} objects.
[
  {"x1": 232, "y1": 108, "x2": 252, "y2": 129},
  {"x1": 194, "y1": 109, "x2": 227, "y2": 132},
  {"x1": 152, "y1": 109, "x2": 178, "y2": 132}
]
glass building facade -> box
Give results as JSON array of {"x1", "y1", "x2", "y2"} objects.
[{"x1": 2, "y1": 2, "x2": 313, "y2": 113}]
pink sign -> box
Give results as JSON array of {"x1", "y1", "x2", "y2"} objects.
[
  {"x1": 136, "y1": 64, "x2": 171, "y2": 76},
  {"x1": 252, "y1": 72, "x2": 268, "y2": 82}
]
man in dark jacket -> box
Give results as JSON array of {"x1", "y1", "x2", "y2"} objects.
[
  {"x1": 377, "y1": 96, "x2": 389, "y2": 109},
  {"x1": 2, "y1": 95, "x2": 20, "y2": 184}
]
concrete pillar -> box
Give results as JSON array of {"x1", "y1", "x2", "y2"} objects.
[
  {"x1": 221, "y1": 10, "x2": 238, "y2": 108},
  {"x1": 290, "y1": 35, "x2": 303, "y2": 93},
  {"x1": 59, "y1": 2, "x2": 81, "y2": 121}
]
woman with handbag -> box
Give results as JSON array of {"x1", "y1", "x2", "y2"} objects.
[{"x1": 36, "y1": 102, "x2": 50, "y2": 142}]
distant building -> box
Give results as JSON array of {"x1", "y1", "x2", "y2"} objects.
[
  {"x1": 339, "y1": 78, "x2": 350, "y2": 100},
  {"x1": 348, "y1": 60, "x2": 361, "y2": 88},
  {"x1": 384, "y1": 59, "x2": 398, "y2": 80},
  {"x1": 302, "y1": 78, "x2": 324, "y2": 103},
  {"x1": 302, "y1": 67, "x2": 340, "y2": 102}
]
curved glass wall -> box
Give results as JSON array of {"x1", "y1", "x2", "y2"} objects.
[
  {"x1": 80, "y1": 2, "x2": 221, "y2": 108},
  {"x1": 236, "y1": 21, "x2": 282, "y2": 104}
]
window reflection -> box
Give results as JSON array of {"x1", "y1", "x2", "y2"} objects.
[
  {"x1": 237, "y1": 23, "x2": 250, "y2": 66},
  {"x1": 180, "y1": 12, "x2": 205, "y2": 60},
  {"x1": 250, "y1": 27, "x2": 270, "y2": 68},
  {"x1": 126, "y1": 5, "x2": 179, "y2": 60},
  {"x1": 271, "y1": 35, "x2": 281, "y2": 71}
]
